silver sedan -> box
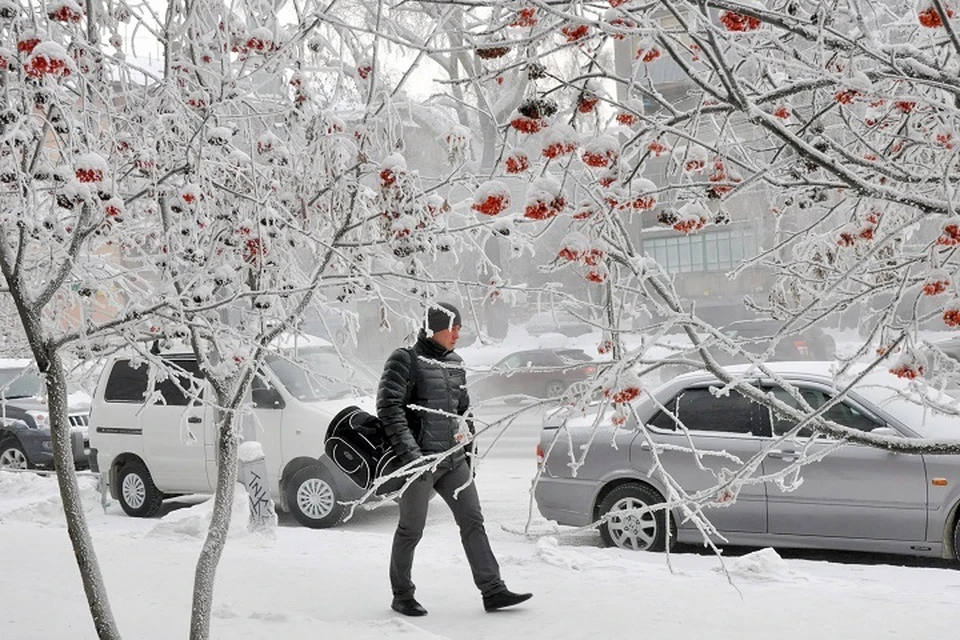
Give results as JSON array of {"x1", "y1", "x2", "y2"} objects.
[{"x1": 534, "y1": 362, "x2": 960, "y2": 560}]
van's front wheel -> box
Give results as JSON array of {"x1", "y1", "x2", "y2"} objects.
[{"x1": 287, "y1": 465, "x2": 344, "y2": 528}]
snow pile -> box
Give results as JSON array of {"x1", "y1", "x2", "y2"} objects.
[
  {"x1": 238, "y1": 441, "x2": 265, "y2": 462},
  {"x1": 0, "y1": 470, "x2": 105, "y2": 526},
  {"x1": 148, "y1": 483, "x2": 253, "y2": 539},
  {"x1": 536, "y1": 536, "x2": 601, "y2": 571},
  {"x1": 717, "y1": 547, "x2": 799, "y2": 582}
]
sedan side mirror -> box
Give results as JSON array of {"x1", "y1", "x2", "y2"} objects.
[{"x1": 870, "y1": 426, "x2": 900, "y2": 438}]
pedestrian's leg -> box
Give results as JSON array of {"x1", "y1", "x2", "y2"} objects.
[
  {"x1": 434, "y1": 462, "x2": 505, "y2": 597},
  {"x1": 390, "y1": 471, "x2": 433, "y2": 600}
]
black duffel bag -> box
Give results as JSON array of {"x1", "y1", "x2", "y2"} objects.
[{"x1": 324, "y1": 405, "x2": 404, "y2": 494}]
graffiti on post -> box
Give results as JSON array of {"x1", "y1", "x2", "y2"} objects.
[{"x1": 239, "y1": 456, "x2": 276, "y2": 532}]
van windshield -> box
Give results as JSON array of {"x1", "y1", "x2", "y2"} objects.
[{"x1": 266, "y1": 348, "x2": 376, "y2": 402}]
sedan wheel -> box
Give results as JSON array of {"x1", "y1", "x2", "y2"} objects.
[
  {"x1": 544, "y1": 380, "x2": 566, "y2": 398},
  {"x1": 0, "y1": 440, "x2": 29, "y2": 470},
  {"x1": 597, "y1": 482, "x2": 674, "y2": 552},
  {"x1": 954, "y1": 518, "x2": 960, "y2": 563}
]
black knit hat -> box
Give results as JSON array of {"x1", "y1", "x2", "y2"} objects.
[{"x1": 425, "y1": 302, "x2": 462, "y2": 334}]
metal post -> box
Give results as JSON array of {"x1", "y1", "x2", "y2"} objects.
[{"x1": 237, "y1": 441, "x2": 276, "y2": 532}]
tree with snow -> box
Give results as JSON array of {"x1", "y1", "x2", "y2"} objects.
[{"x1": 10, "y1": 0, "x2": 960, "y2": 635}]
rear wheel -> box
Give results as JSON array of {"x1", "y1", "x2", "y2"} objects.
[
  {"x1": 597, "y1": 482, "x2": 674, "y2": 552},
  {"x1": 953, "y1": 517, "x2": 960, "y2": 562},
  {"x1": 544, "y1": 380, "x2": 566, "y2": 398},
  {"x1": 116, "y1": 460, "x2": 163, "y2": 517},
  {"x1": 286, "y1": 465, "x2": 344, "y2": 528},
  {"x1": 0, "y1": 438, "x2": 30, "y2": 470}
]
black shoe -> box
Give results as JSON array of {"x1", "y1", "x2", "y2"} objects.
[
  {"x1": 391, "y1": 597, "x2": 428, "y2": 617},
  {"x1": 483, "y1": 589, "x2": 532, "y2": 612}
]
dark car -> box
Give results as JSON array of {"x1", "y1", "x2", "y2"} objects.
[
  {"x1": 0, "y1": 362, "x2": 90, "y2": 471},
  {"x1": 470, "y1": 348, "x2": 596, "y2": 402},
  {"x1": 713, "y1": 319, "x2": 836, "y2": 364}
]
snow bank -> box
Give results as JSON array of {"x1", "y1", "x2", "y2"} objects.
[
  {"x1": 148, "y1": 483, "x2": 253, "y2": 539},
  {"x1": 536, "y1": 536, "x2": 599, "y2": 571},
  {"x1": 0, "y1": 470, "x2": 105, "y2": 526},
  {"x1": 717, "y1": 547, "x2": 802, "y2": 582}
]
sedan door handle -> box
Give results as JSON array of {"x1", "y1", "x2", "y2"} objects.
[
  {"x1": 768, "y1": 449, "x2": 797, "y2": 462},
  {"x1": 187, "y1": 416, "x2": 202, "y2": 424},
  {"x1": 639, "y1": 441, "x2": 651, "y2": 450}
]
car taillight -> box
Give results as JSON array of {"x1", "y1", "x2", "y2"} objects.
[
  {"x1": 536, "y1": 444, "x2": 544, "y2": 465},
  {"x1": 583, "y1": 365, "x2": 596, "y2": 375},
  {"x1": 793, "y1": 339, "x2": 810, "y2": 357}
]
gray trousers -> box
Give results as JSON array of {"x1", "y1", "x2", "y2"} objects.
[{"x1": 390, "y1": 460, "x2": 504, "y2": 599}]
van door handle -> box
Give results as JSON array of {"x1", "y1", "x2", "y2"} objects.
[
  {"x1": 187, "y1": 416, "x2": 202, "y2": 424},
  {"x1": 639, "y1": 441, "x2": 651, "y2": 450}
]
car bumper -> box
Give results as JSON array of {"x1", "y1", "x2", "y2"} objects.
[
  {"x1": 533, "y1": 475, "x2": 597, "y2": 527},
  {"x1": 22, "y1": 430, "x2": 89, "y2": 470}
]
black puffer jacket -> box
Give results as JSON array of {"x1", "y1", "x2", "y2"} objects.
[{"x1": 377, "y1": 332, "x2": 471, "y2": 467}]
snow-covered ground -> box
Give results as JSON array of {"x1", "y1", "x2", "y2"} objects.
[
  {"x1": 4, "y1": 325, "x2": 960, "y2": 638},
  {"x1": 2, "y1": 457, "x2": 960, "y2": 639}
]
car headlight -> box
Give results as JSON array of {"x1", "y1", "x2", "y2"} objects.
[
  {"x1": 41, "y1": 439, "x2": 53, "y2": 451},
  {"x1": 26, "y1": 410, "x2": 48, "y2": 428}
]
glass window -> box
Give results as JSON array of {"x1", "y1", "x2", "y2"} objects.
[
  {"x1": 767, "y1": 387, "x2": 822, "y2": 437},
  {"x1": 251, "y1": 374, "x2": 282, "y2": 410},
  {"x1": 105, "y1": 360, "x2": 149, "y2": 403},
  {"x1": 0, "y1": 368, "x2": 43, "y2": 399},
  {"x1": 500, "y1": 354, "x2": 523, "y2": 369},
  {"x1": 154, "y1": 359, "x2": 204, "y2": 406},
  {"x1": 644, "y1": 227, "x2": 757, "y2": 274},
  {"x1": 647, "y1": 387, "x2": 760, "y2": 435},
  {"x1": 267, "y1": 347, "x2": 376, "y2": 402},
  {"x1": 529, "y1": 353, "x2": 558, "y2": 366},
  {"x1": 766, "y1": 386, "x2": 882, "y2": 436},
  {"x1": 822, "y1": 399, "x2": 881, "y2": 432}
]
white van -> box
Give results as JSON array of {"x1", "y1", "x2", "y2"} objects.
[{"x1": 88, "y1": 336, "x2": 377, "y2": 528}]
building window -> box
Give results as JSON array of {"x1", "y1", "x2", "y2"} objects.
[{"x1": 643, "y1": 227, "x2": 758, "y2": 274}]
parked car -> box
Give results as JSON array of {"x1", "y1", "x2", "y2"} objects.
[
  {"x1": 470, "y1": 348, "x2": 596, "y2": 402},
  {"x1": 924, "y1": 337, "x2": 960, "y2": 383},
  {"x1": 523, "y1": 311, "x2": 595, "y2": 338},
  {"x1": 0, "y1": 359, "x2": 90, "y2": 470},
  {"x1": 535, "y1": 361, "x2": 960, "y2": 560},
  {"x1": 714, "y1": 318, "x2": 836, "y2": 363},
  {"x1": 89, "y1": 335, "x2": 378, "y2": 528}
]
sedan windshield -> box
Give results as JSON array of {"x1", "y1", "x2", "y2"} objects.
[{"x1": 266, "y1": 348, "x2": 376, "y2": 402}]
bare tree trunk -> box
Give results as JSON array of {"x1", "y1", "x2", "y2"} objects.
[
  {"x1": 189, "y1": 408, "x2": 240, "y2": 640},
  {"x1": 45, "y1": 355, "x2": 122, "y2": 639}
]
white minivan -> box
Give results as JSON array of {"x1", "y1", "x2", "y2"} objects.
[{"x1": 88, "y1": 336, "x2": 377, "y2": 528}]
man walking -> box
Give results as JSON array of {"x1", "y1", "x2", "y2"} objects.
[{"x1": 377, "y1": 301, "x2": 532, "y2": 616}]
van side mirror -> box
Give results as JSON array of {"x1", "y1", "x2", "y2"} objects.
[
  {"x1": 870, "y1": 426, "x2": 900, "y2": 438},
  {"x1": 252, "y1": 387, "x2": 284, "y2": 409}
]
